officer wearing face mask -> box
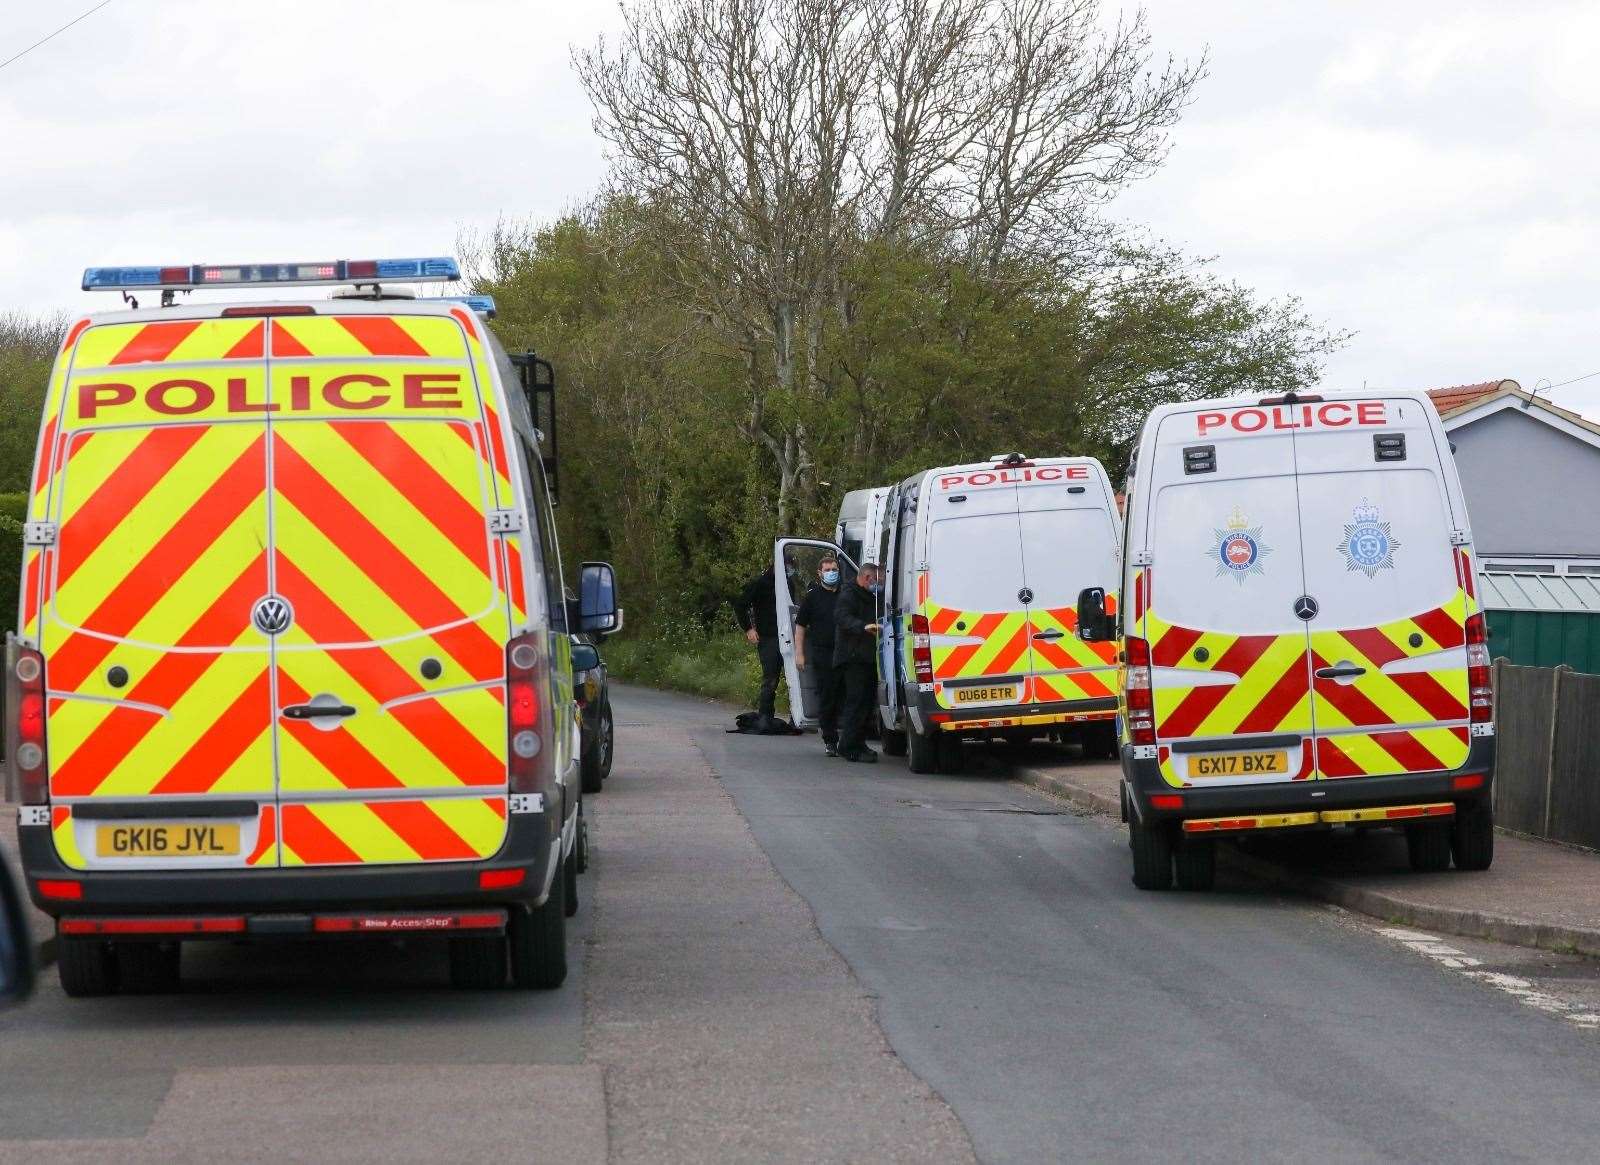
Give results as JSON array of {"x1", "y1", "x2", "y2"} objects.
[
  {"x1": 833, "y1": 562, "x2": 884, "y2": 763},
  {"x1": 794, "y1": 554, "x2": 844, "y2": 755}
]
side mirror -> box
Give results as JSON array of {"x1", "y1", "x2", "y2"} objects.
[
  {"x1": 1076, "y1": 586, "x2": 1113, "y2": 642},
  {"x1": 579, "y1": 562, "x2": 620, "y2": 635},
  {"x1": 0, "y1": 854, "x2": 34, "y2": 1007},
  {"x1": 570, "y1": 642, "x2": 601, "y2": 673}
]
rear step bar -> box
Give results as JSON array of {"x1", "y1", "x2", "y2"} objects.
[
  {"x1": 59, "y1": 909, "x2": 508, "y2": 938},
  {"x1": 1182, "y1": 802, "x2": 1455, "y2": 834}
]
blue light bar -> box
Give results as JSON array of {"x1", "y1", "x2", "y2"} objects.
[
  {"x1": 82, "y1": 257, "x2": 461, "y2": 292},
  {"x1": 443, "y1": 295, "x2": 497, "y2": 318}
]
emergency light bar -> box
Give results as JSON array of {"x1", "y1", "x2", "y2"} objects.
[
  {"x1": 443, "y1": 295, "x2": 497, "y2": 318},
  {"x1": 82, "y1": 257, "x2": 461, "y2": 292}
]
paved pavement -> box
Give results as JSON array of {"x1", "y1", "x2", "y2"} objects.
[{"x1": 1014, "y1": 750, "x2": 1600, "y2": 956}]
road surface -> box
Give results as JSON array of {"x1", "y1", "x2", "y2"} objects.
[{"x1": 2, "y1": 683, "x2": 1599, "y2": 1162}]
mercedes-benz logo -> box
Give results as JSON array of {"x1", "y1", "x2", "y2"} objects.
[
  {"x1": 251, "y1": 595, "x2": 295, "y2": 635},
  {"x1": 1018, "y1": 587, "x2": 1034, "y2": 604},
  {"x1": 1293, "y1": 594, "x2": 1319, "y2": 621}
]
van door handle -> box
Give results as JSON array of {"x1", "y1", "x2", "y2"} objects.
[
  {"x1": 282, "y1": 703, "x2": 357, "y2": 719},
  {"x1": 1314, "y1": 666, "x2": 1367, "y2": 680},
  {"x1": 1032, "y1": 630, "x2": 1065, "y2": 641}
]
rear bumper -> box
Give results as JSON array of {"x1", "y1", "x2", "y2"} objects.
[
  {"x1": 910, "y1": 690, "x2": 1117, "y2": 734},
  {"x1": 1122, "y1": 734, "x2": 1496, "y2": 824},
  {"x1": 19, "y1": 808, "x2": 556, "y2": 919}
]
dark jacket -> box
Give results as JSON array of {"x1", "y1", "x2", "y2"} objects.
[
  {"x1": 734, "y1": 568, "x2": 779, "y2": 639},
  {"x1": 832, "y1": 582, "x2": 878, "y2": 666},
  {"x1": 794, "y1": 583, "x2": 840, "y2": 653}
]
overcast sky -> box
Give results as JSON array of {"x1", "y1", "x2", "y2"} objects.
[{"x1": 4, "y1": 0, "x2": 1598, "y2": 414}]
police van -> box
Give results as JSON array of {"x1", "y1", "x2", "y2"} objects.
[
  {"x1": 1077, "y1": 390, "x2": 1496, "y2": 890},
  {"x1": 862, "y1": 453, "x2": 1122, "y2": 773},
  {"x1": 3, "y1": 257, "x2": 618, "y2": 993}
]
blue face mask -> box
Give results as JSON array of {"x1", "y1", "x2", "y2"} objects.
[
  {"x1": 868, "y1": 581, "x2": 883, "y2": 595},
  {"x1": 822, "y1": 569, "x2": 840, "y2": 586}
]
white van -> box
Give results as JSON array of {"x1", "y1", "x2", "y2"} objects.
[
  {"x1": 834, "y1": 486, "x2": 890, "y2": 567},
  {"x1": 859, "y1": 453, "x2": 1123, "y2": 773},
  {"x1": 1078, "y1": 390, "x2": 1496, "y2": 890}
]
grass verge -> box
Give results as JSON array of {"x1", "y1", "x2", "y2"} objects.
[{"x1": 603, "y1": 628, "x2": 790, "y2": 716}]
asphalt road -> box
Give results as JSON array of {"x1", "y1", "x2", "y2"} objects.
[
  {"x1": 641, "y1": 685, "x2": 1600, "y2": 1163},
  {"x1": 5, "y1": 683, "x2": 1600, "y2": 1163}
]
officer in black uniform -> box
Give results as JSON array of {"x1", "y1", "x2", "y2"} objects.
[
  {"x1": 734, "y1": 565, "x2": 782, "y2": 728},
  {"x1": 794, "y1": 554, "x2": 844, "y2": 755},
  {"x1": 833, "y1": 562, "x2": 883, "y2": 763}
]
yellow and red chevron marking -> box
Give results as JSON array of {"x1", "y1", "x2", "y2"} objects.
[
  {"x1": 926, "y1": 605, "x2": 1032, "y2": 682},
  {"x1": 280, "y1": 797, "x2": 507, "y2": 866},
  {"x1": 43, "y1": 423, "x2": 275, "y2": 802},
  {"x1": 926, "y1": 600, "x2": 1118, "y2": 701},
  {"x1": 268, "y1": 314, "x2": 466, "y2": 360},
  {"x1": 69, "y1": 317, "x2": 269, "y2": 369},
  {"x1": 48, "y1": 805, "x2": 279, "y2": 869},
  {"x1": 1316, "y1": 727, "x2": 1470, "y2": 778},
  {"x1": 1146, "y1": 614, "x2": 1314, "y2": 743}
]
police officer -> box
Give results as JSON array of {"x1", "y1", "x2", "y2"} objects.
[
  {"x1": 794, "y1": 554, "x2": 844, "y2": 755},
  {"x1": 833, "y1": 562, "x2": 883, "y2": 763},
  {"x1": 734, "y1": 563, "x2": 783, "y2": 728}
]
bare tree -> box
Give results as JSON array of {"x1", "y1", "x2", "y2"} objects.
[{"x1": 574, "y1": 0, "x2": 1204, "y2": 524}]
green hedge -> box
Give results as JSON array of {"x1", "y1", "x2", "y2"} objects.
[
  {"x1": 0, "y1": 491, "x2": 22, "y2": 639},
  {"x1": 602, "y1": 620, "x2": 790, "y2": 715}
]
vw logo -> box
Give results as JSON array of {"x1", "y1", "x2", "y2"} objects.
[
  {"x1": 1293, "y1": 595, "x2": 1319, "y2": 621},
  {"x1": 251, "y1": 595, "x2": 295, "y2": 636}
]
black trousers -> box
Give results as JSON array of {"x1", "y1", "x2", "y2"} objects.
[
  {"x1": 756, "y1": 636, "x2": 783, "y2": 718},
  {"x1": 838, "y1": 661, "x2": 876, "y2": 755},
  {"x1": 814, "y1": 656, "x2": 843, "y2": 744}
]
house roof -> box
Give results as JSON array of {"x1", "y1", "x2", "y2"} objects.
[
  {"x1": 1480, "y1": 571, "x2": 1600, "y2": 614},
  {"x1": 1427, "y1": 381, "x2": 1518, "y2": 417}
]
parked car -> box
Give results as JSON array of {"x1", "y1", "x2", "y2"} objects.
[{"x1": 573, "y1": 635, "x2": 615, "y2": 794}]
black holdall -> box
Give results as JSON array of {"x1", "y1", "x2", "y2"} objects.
[{"x1": 728, "y1": 711, "x2": 803, "y2": 735}]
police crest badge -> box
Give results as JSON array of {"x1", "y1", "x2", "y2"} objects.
[
  {"x1": 1210, "y1": 507, "x2": 1271, "y2": 584},
  {"x1": 1338, "y1": 498, "x2": 1399, "y2": 578}
]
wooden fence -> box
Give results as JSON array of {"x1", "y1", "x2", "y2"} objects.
[{"x1": 1492, "y1": 659, "x2": 1600, "y2": 849}]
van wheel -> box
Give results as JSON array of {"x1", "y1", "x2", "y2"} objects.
[
  {"x1": 908, "y1": 729, "x2": 939, "y2": 773},
  {"x1": 563, "y1": 842, "x2": 580, "y2": 918},
  {"x1": 1173, "y1": 838, "x2": 1216, "y2": 891},
  {"x1": 1130, "y1": 816, "x2": 1173, "y2": 891},
  {"x1": 576, "y1": 801, "x2": 590, "y2": 874},
  {"x1": 881, "y1": 727, "x2": 908, "y2": 757},
  {"x1": 58, "y1": 937, "x2": 117, "y2": 997},
  {"x1": 580, "y1": 717, "x2": 607, "y2": 795},
  {"x1": 116, "y1": 942, "x2": 181, "y2": 994},
  {"x1": 1091, "y1": 723, "x2": 1120, "y2": 761},
  {"x1": 598, "y1": 702, "x2": 615, "y2": 780},
  {"x1": 1452, "y1": 801, "x2": 1495, "y2": 871},
  {"x1": 937, "y1": 733, "x2": 966, "y2": 774},
  {"x1": 509, "y1": 872, "x2": 568, "y2": 990},
  {"x1": 1406, "y1": 821, "x2": 1453, "y2": 872},
  {"x1": 449, "y1": 935, "x2": 508, "y2": 989}
]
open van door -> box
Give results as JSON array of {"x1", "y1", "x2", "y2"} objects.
[{"x1": 773, "y1": 539, "x2": 857, "y2": 727}]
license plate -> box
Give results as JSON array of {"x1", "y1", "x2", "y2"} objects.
[
  {"x1": 1190, "y1": 751, "x2": 1289, "y2": 777},
  {"x1": 952, "y1": 685, "x2": 1018, "y2": 704},
  {"x1": 95, "y1": 822, "x2": 241, "y2": 858}
]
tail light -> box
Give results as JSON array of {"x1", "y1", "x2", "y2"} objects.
[
  {"x1": 506, "y1": 633, "x2": 552, "y2": 793},
  {"x1": 1465, "y1": 613, "x2": 1493, "y2": 723},
  {"x1": 5, "y1": 642, "x2": 48, "y2": 803},
  {"x1": 1124, "y1": 635, "x2": 1156, "y2": 746},
  {"x1": 910, "y1": 613, "x2": 933, "y2": 684}
]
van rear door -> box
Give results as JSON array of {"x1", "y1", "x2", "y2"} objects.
[
  {"x1": 38, "y1": 316, "x2": 278, "y2": 870},
  {"x1": 266, "y1": 312, "x2": 513, "y2": 867},
  {"x1": 923, "y1": 473, "x2": 1031, "y2": 709},
  {"x1": 1293, "y1": 399, "x2": 1471, "y2": 777},
  {"x1": 1142, "y1": 413, "x2": 1314, "y2": 785},
  {"x1": 1014, "y1": 468, "x2": 1120, "y2": 705}
]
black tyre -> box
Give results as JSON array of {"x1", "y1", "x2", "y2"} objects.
[
  {"x1": 57, "y1": 937, "x2": 117, "y2": 997},
  {"x1": 1406, "y1": 820, "x2": 1452, "y2": 872},
  {"x1": 597, "y1": 702, "x2": 615, "y2": 780},
  {"x1": 1452, "y1": 801, "x2": 1495, "y2": 871},
  {"x1": 1173, "y1": 837, "x2": 1216, "y2": 891},
  {"x1": 576, "y1": 800, "x2": 590, "y2": 874},
  {"x1": 937, "y1": 732, "x2": 966, "y2": 775},
  {"x1": 1130, "y1": 815, "x2": 1173, "y2": 891},
  {"x1": 881, "y1": 727, "x2": 908, "y2": 757},
  {"x1": 449, "y1": 935, "x2": 508, "y2": 989},
  {"x1": 580, "y1": 725, "x2": 605, "y2": 795},
  {"x1": 907, "y1": 729, "x2": 939, "y2": 773},
  {"x1": 563, "y1": 842, "x2": 579, "y2": 918},
  {"x1": 509, "y1": 871, "x2": 568, "y2": 990},
  {"x1": 115, "y1": 942, "x2": 181, "y2": 994}
]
